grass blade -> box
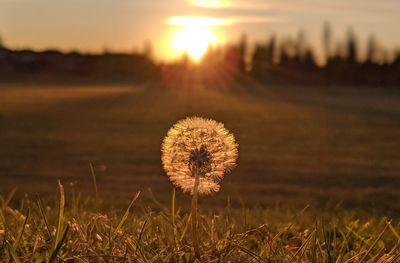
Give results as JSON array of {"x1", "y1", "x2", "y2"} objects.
[
  {"x1": 89, "y1": 163, "x2": 98, "y2": 197},
  {"x1": 112, "y1": 191, "x2": 140, "y2": 240},
  {"x1": 36, "y1": 195, "x2": 53, "y2": 242},
  {"x1": 52, "y1": 180, "x2": 65, "y2": 252},
  {"x1": 288, "y1": 229, "x2": 316, "y2": 263},
  {"x1": 1, "y1": 188, "x2": 17, "y2": 208},
  {"x1": 359, "y1": 221, "x2": 390, "y2": 263},
  {"x1": 390, "y1": 252, "x2": 400, "y2": 263},
  {"x1": 13, "y1": 208, "x2": 30, "y2": 250},
  {"x1": 135, "y1": 214, "x2": 151, "y2": 255},
  {"x1": 49, "y1": 223, "x2": 70, "y2": 263},
  {"x1": 311, "y1": 222, "x2": 318, "y2": 263},
  {"x1": 6, "y1": 188, "x2": 17, "y2": 207},
  {"x1": 7, "y1": 241, "x2": 21, "y2": 263},
  {"x1": 171, "y1": 189, "x2": 178, "y2": 247},
  {"x1": 233, "y1": 243, "x2": 263, "y2": 263},
  {"x1": 388, "y1": 222, "x2": 400, "y2": 242},
  {"x1": 179, "y1": 213, "x2": 191, "y2": 243}
]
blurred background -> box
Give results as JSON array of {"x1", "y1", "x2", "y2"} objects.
[{"x1": 0, "y1": 0, "x2": 399, "y2": 214}]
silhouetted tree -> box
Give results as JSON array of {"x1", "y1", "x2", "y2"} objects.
[
  {"x1": 237, "y1": 33, "x2": 248, "y2": 72},
  {"x1": 248, "y1": 23, "x2": 400, "y2": 86},
  {"x1": 366, "y1": 36, "x2": 377, "y2": 63},
  {"x1": 279, "y1": 37, "x2": 297, "y2": 65},
  {"x1": 251, "y1": 35, "x2": 277, "y2": 81},
  {"x1": 346, "y1": 29, "x2": 357, "y2": 63},
  {"x1": 0, "y1": 34, "x2": 4, "y2": 48},
  {"x1": 322, "y1": 22, "x2": 332, "y2": 63},
  {"x1": 143, "y1": 41, "x2": 153, "y2": 60},
  {"x1": 296, "y1": 30, "x2": 307, "y2": 61}
]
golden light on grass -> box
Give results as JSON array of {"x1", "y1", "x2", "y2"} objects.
[
  {"x1": 167, "y1": 16, "x2": 228, "y2": 62},
  {"x1": 161, "y1": 116, "x2": 238, "y2": 259}
]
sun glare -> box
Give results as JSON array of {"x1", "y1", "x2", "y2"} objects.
[
  {"x1": 172, "y1": 26, "x2": 216, "y2": 62},
  {"x1": 167, "y1": 16, "x2": 223, "y2": 62}
]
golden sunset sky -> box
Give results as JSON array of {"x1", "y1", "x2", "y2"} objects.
[{"x1": 1, "y1": 0, "x2": 399, "y2": 62}]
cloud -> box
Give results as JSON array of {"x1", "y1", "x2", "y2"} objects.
[
  {"x1": 189, "y1": 0, "x2": 400, "y2": 16},
  {"x1": 189, "y1": 0, "x2": 230, "y2": 9},
  {"x1": 166, "y1": 15, "x2": 288, "y2": 28},
  {"x1": 166, "y1": 16, "x2": 231, "y2": 26},
  {"x1": 230, "y1": 16, "x2": 289, "y2": 24}
]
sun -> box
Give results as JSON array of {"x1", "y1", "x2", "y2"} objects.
[
  {"x1": 167, "y1": 16, "x2": 223, "y2": 62},
  {"x1": 172, "y1": 26, "x2": 216, "y2": 62}
]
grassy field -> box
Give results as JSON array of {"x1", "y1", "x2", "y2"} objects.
[
  {"x1": 1, "y1": 82, "x2": 400, "y2": 214},
  {"x1": 1, "y1": 82, "x2": 400, "y2": 261},
  {"x1": 1, "y1": 185, "x2": 399, "y2": 262}
]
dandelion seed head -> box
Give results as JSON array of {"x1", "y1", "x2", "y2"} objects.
[{"x1": 161, "y1": 117, "x2": 238, "y2": 195}]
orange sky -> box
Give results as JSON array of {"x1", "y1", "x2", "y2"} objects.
[{"x1": 0, "y1": 0, "x2": 399, "y2": 62}]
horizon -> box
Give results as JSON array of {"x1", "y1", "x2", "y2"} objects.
[{"x1": 1, "y1": 0, "x2": 400, "y2": 64}]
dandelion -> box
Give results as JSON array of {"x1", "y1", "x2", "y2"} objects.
[
  {"x1": 161, "y1": 117, "x2": 238, "y2": 194},
  {"x1": 161, "y1": 117, "x2": 238, "y2": 260}
]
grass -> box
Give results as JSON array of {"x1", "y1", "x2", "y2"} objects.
[
  {"x1": 1, "y1": 82, "x2": 400, "y2": 261},
  {"x1": 0, "y1": 184, "x2": 399, "y2": 262},
  {"x1": 1, "y1": 83, "x2": 400, "y2": 214}
]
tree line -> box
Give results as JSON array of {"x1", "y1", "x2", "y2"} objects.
[
  {"x1": 0, "y1": 45, "x2": 158, "y2": 83},
  {"x1": 200, "y1": 23, "x2": 400, "y2": 86},
  {"x1": 0, "y1": 23, "x2": 399, "y2": 86}
]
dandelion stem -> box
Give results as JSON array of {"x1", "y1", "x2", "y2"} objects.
[{"x1": 191, "y1": 166, "x2": 201, "y2": 261}]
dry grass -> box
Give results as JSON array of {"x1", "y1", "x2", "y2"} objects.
[{"x1": 1, "y1": 185, "x2": 399, "y2": 262}]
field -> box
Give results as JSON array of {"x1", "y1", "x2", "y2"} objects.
[
  {"x1": 1, "y1": 82, "x2": 400, "y2": 262},
  {"x1": 1, "y1": 82, "x2": 400, "y2": 214}
]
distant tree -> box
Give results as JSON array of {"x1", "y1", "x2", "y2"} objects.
[
  {"x1": 250, "y1": 35, "x2": 279, "y2": 82},
  {"x1": 202, "y1": 45, "x2": 218, "y2": 66},
  {"x1": 237, "y1": 33, "x2": 248, "y2": 72},
  {"x1": 322, "y1": 22, "x2": 332, "y2": 63},
  {"x1": 393, "y1": 51, "x2": 400, "y2": 66},
  {"x1": 0, "y1": 34, "x2": 4, "y2": 48},
  {"x1": 365, "y1": 35, "x2": 381, "y2": 64},
  {"x1": 251, "y1": 35, "x2": 276, "y2": 69},
  {"x1": 279, "y1": 37, "x2": 297, "y2": 64},
  {"x1": 268, "y1": 35, "x2": 277, "y2": 64},
  {"x1": 254, "y1": 35, "x2": 277, "y2": 64},
  {"x1": 346, "y1": 28, "x2": 357, "y2": 63},
  {"x1": 296, "y1": 30, "x2": 307, "y2": 61},
  {"x1": 143, "y1": 41, "x2": 153, "y2": 60},
  {"x1": 102, "y1": 46, "x2": 111, "y2": 55}
]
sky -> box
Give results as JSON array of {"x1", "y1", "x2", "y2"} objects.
[{"x1": 0, "y1": 0, "x2": 399, "y2": 62}]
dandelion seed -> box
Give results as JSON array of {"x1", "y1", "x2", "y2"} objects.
[{"x1": 161, "y1": 117, "x2": 238, "y2": 195}]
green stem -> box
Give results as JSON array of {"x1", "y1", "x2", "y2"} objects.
[{"x1": 191, "y1": 166, "x2": 201, "y2": 261}]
